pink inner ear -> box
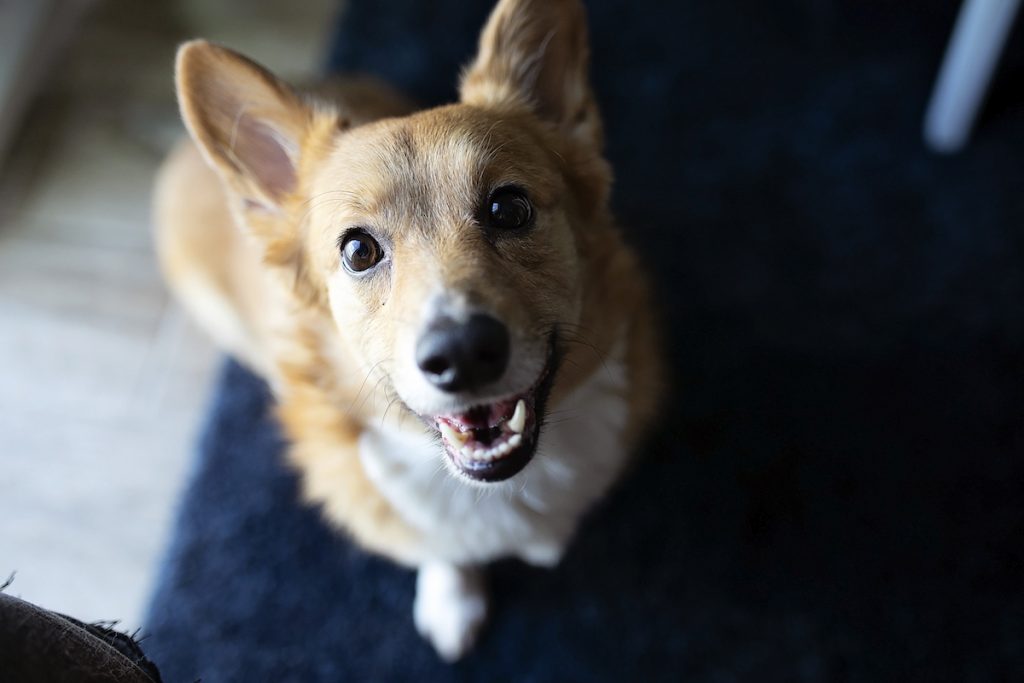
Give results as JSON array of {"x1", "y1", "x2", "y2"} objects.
[{"x1": 235, "y1": 114, "x2": 297, "y2": 200}]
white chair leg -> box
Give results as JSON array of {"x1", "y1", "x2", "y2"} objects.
[{"x1": 924, "y1": 0, "x2": 1021, "y2": 153}]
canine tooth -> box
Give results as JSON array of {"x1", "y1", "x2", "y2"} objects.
[
  {"x1": 507, "y1": 400, "x2": 526, "y2": 434},
  {"x1": 509, "y1": 433, "x2": 522, "y2": 448},
  {"x1": 439, "y1": 422, "x2": 468, "y2": 445}
]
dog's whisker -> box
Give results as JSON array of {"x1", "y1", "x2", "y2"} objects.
[
  {"x1": 344, "y1": 362, "x2": 381, "y2": 416},
  {"x1": 557, "y1": 333, "x2": 614, "y2": 379},
  {"x1": 427, "y1": 460, "x2": 449, "y2": 488},
  {"x1": 543, "y1": 407, "x2": 581, "y2": 417},
  {"x1": 365, "y1": 373, "x2": 391, "y2": 413},
  {"x1": 559, "y1": 357, "x2": 583, "y2": 372},
  {"x1": 542, "y1": 417, "x2": 582, "y2": 429},
  {"x1": 345, "y1": 358, "x2": 390, "y2": 416},
  {"x1": 380, "y1": 393, "x2": 402, "y2": 425}
]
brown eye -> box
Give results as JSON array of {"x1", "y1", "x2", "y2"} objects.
[
  {"x1": 485, "y1": 186, "x2": 533, "y2": 230},
  {"x1": 340, "y1": 231, "x2": 383, "y2": 273}
]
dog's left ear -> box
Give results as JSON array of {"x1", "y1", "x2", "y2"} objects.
[{"x1": 460, "y1": 0, "x2": 601, "y2": 148}]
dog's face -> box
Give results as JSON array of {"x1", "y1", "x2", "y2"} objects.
[
  {"x1": 177, "y1": 0, "x2": 609, "y2": 483},
  {"x1": 308, "y1": 107, "x2": 584, "y2": 481}
]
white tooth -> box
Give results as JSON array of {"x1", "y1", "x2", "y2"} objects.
[
  {"x1": 507, "y1": 400, "x2": 526, "y2": 434},
  {"x1": 439, "y1": 422, "x2": 468, "y2": 445},
  {"x1": 497, "y1": 442, "x2": 510, "y2": 455},
  {"x1": 461, "y1": 445, "x2": 475, "y2": 458},
  {"x1": 509, "y1": 433, "x2": 522, "y2": 448}
]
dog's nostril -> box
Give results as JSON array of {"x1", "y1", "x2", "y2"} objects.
[
  {"x1": 420, "y1": 355, "x2": 451, "y2": 377},
  {"x1": 415, "y1": 314, "x2": 510, "y2": 393}
]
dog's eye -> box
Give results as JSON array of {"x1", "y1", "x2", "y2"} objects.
[
  {"x1": 340, "y1": 231, "x2": 383, "y2": 273},
  {"x1": 485, "y1": 187, "x2": 533, "y2": 231}
]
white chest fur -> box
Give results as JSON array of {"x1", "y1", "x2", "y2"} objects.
[{"x1": 358, "y1": 339, "x2": 631, "y2": 567}]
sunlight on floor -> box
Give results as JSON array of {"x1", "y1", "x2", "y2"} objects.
[{"x1": 0, "y1": 0, "x2": 335, "y2": 629}]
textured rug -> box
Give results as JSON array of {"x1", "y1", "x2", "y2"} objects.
[{"x1": 144, "y1": 1, "x2": 1024, "y2": 680}]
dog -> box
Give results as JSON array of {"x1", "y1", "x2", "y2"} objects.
[{"x1": 154, "y1": 0, "x2": 663, "y2": 660}]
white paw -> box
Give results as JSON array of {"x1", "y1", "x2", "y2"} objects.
[
  {"x1": 413, "y1": 562, "x2": 488, "y2": 661},
  {"x1": 519, "y1": 541, "x2": 565, "y2": 568}
]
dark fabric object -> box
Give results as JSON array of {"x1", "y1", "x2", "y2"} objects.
[
  {"x1": 0, "y1": 592, "x2": 163, "y2": 683},
  {"x1": 145, "y1": 0, "x2": 1024, "y2": 681}
]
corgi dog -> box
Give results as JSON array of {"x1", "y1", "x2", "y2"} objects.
[{"x1": 154, "y1": 0, "x2": 662, "y2": 661}]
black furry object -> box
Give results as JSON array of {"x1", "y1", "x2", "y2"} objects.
[
  {"x1": 144, "y1": 0, "x2": 1024, "y2": 680},
  {"x1": 0, "y1": 591, "x2": 163, "y2": 682}
]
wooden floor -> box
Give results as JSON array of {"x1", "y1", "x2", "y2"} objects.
[{"x1": 0, "y1": 0, "x2": 334, "y2": 629}]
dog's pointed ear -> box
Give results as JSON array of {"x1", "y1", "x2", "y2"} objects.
[
  {"x1": 176, "y1": 40, "x2": 312, "y2": 211},
  {"x1": 460, "y1": 0, "x2": 600, "y2": 147}
]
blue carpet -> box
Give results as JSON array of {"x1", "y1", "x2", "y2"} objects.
[{"x1": 144, "y1": 1, "x2": 1024, "y2": 680}]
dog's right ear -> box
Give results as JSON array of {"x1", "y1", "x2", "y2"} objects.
[{"x1": 175, "y1": 41, "x2": 313, "y2": 213}]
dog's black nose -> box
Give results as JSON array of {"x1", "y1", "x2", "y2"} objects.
[{"x1": 416, "y1": 314, "x2": 510, "y2": 393}]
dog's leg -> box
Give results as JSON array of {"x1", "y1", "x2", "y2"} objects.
[{"x1": 413, "y1": 561, "x2": 488, "y2": 661}]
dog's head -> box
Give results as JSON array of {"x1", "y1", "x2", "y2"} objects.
[{"x1": 177, "y1": 0, "x2": 613, "y2": 483}]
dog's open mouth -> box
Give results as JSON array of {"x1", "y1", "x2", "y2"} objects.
[
  {"x1": 431, "y1": 348, "x2": 557, "y2": 483},
  {"x1": 435, "y1": 392, "x2": 538, "y2": 482}
]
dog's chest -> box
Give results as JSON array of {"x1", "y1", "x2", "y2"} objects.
[{"x1": 357, "y1": 344, "x2": 631, "y2": 566}]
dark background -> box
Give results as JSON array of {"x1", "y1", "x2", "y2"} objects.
[{"x1": 145, "y1": 1, "x2": 1024, "y2": 680}]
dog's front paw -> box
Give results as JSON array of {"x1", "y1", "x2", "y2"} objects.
[{"x1": 414, "y1": 561, "x2": 488, "y2": 661}]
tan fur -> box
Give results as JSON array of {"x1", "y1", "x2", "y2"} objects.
[{"x1": 155, "y1": 0, "x2": 663, "y2": 652}]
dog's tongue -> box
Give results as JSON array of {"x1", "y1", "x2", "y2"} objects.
[
  {"x1": 441, "y1": 399, "x2": 516, "y2": 431},
  {"x1": 436, "y1": 393, "x2": 532, "y2": 469}
]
